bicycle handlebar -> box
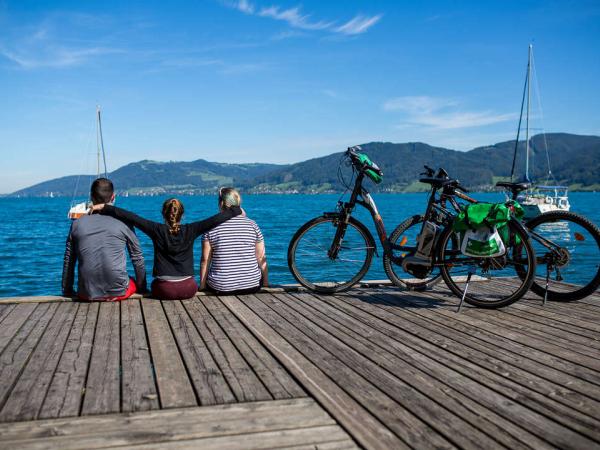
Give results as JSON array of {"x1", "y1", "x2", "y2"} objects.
[{"x1": 346, "y1": 146, "x2": 383, "y2": 176}]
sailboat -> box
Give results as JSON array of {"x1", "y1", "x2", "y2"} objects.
[
  {"x1": 67, "y1": 106, "x2": 109, "y2": 219},
  {"x1": 510, "y1": 44, "x2": 570, "y2": 219}
]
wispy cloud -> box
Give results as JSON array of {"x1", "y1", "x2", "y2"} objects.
[
  {"x1": 0, "y1": 46, "x2": 122, "y2": 69},
  {"x1": 383, "y1": 95, "x2": 516, "y2": 130},
  {"x1": 335, "y1": 14, "x2": 382, "y2": 35},
  {"x1": 258, "y1": 6, "x2": 333, "y2": 30},
  {"x1": 224, "y1": 1, "x2": 381, "y2": 36},
  {"x1": 0, "y1": 12, "x2": 124, "y2": 69}
]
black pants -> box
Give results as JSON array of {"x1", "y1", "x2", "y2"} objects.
[{"x1": 206, "y1": 278, "x2": 263, "y2": 296}]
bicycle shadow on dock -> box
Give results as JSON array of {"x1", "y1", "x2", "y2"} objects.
[{"x1": 335, "y1": 285, "x2": 459, "y2": 311}]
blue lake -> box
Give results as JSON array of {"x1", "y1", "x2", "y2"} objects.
[{"x1": 1, "y1": 192, "x2": 599, "y2": 297}]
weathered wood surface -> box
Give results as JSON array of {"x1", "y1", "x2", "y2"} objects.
[
  {"x1": 0, "y1": 398, "x2": 355, "y2": 450},
  {"x1": 0, "y1": 285, "x2": 598, "y2": 449},
  {"x1": 223, "y1": 287, "x2": 600, "y2": 450}
]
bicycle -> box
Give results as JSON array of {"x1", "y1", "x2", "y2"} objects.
[{"x1": 287, "y1": 146, "x2": 537, "y2": 308}]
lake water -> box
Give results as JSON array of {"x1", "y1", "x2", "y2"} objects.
[{"x1": 1, "y1": 192, "x2": 599, "y2": 297}]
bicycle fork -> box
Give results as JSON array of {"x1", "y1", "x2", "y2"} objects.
[{"x1": 327, "y1": 214, "x2": 350, "y2": 260}]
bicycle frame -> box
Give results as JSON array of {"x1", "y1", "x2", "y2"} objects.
[{"x1": 326, "y1": 169, "x2": 468, "y2": 261}]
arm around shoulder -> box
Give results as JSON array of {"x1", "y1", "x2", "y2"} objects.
[
  {"x1": 191, "y1": 206, "x2": 242, "y2": 237},
  {"x1": 101, "y1": 204, "x2": 158, "y2": 238}
]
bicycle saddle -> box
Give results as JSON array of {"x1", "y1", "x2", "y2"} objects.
[{"x1": 496, "y1": 181, "x2": 530, "y2": 193}]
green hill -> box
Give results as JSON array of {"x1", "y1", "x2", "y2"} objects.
[
  {"x1": 244, "y1": 133, "x2": 600, "y2": 193},
  {"x1": 12, "y1": 159, "x2": 287, "y2": 197},
  {"x1": 11, "y1": 133, "x2": 600, "y2": 197}
]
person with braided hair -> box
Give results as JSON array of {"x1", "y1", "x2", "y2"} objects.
[{"x1": 92, "y1": 197, "x2": 241, "y2": 299}]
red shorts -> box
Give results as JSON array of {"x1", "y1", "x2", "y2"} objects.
[{"x1": 78, "y1": 277, "x2": 137, "y2": 302}]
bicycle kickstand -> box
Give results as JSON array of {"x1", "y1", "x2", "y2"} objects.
[
  {"x1": 543, "y1": 265, "x2": 551, "y2": 306},
  {"x1": 457, "y1": 266, "x2": 476, "y2": 313}
]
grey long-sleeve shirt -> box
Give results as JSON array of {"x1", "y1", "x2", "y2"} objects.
[{"x1": 62, "y1": 213, "x2": 147, "y2": 299}]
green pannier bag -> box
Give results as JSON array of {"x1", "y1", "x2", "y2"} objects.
[{"x1": 453, "y1": 201, "x2": 524, "y2": 257}]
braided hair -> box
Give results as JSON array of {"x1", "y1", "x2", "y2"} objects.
[{"x1": 162, "y1": 198, "x2": 184, "y2": 235}]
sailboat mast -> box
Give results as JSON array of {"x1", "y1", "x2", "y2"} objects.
[
  {"x1": 96, "y1": 106, "x2": 108, "y2": 178},
  {"x1": 525, "y1": 44, "x2": 532, "y2": 181},
  {"x1": 96, "y1": 107, "x2": 101, "y2": 178}
]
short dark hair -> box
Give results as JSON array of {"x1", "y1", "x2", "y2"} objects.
[{"x1": 90, "y1": 178, "x2": 114, "y2": 204}]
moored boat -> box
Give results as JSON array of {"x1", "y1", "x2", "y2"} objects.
[
  {"x1": 509, "y1": 45, "x2": 570, "y2": 220},
  {"x1": 67, "y1": 106, "x2": 108, "y2": 220}
]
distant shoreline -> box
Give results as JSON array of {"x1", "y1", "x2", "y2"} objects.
[{"x1": 3, "y1": 188, "x2": 599, "y2": 199}]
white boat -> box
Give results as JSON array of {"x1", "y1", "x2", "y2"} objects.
[
  {"x1": 510, "y1": 45, "x2": 570, "y2": 219},
  {"x1": 518, "y1": 185, "x2": 570, "y2": 218},
  {"x1": 68, "y1": 106, "x2": 108, "y2": 220}
]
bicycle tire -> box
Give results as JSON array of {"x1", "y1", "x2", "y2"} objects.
[
  {"x1": 438, "y1": 219, "x2": 537, "y2": 308},
  {"x1": 525, "y1": 210, "x2": 600, "y2": 301},
  {"x1": 288, "y1": 215, "x2": 375, "y2": 293},
  {"x1": 383, "y1": 215, "x2": 444, "y2": 291}
]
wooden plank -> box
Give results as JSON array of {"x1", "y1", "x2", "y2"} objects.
[
  {"x1": 329, "y1": 291, "x2": 600, "y2": 446},
  {"x1": 0, "y1": 294, "x2": 145, "y2": 304},
  {"x1": 466, "y1": 307, "x2": 600, "y2": 357},
  {"x1": 237, "y1": 294, "x2": 454, "y2": 449},
  {"x1": 81, "y1": 302, "x2": 121, "y2": 415},
  {"x1": 283, "y1": 292, "x2": 552, "y2": 450},
  {"x1": 264, "y1": 293, "x2": 514, "y2": 450},
  {"x1": 141, "y1": 299, "x2": 196, "y2": 408},
  {"x1": 114, "y1": 427, "x2": 350, "y2": 450},
  {"x1": 121, "y1": 299, "x2": 159, "y2": 413},
  {"x1": 39, "y1": 302, "x2": 99, "y2": 419},
  {"x1": 5, "y1": 426, "x2": 349, "y2": 450},
  {"x1": 0, "y1": 304, "x2": 16, "y2": 325},
  {"x1": 203, "y1": 296, "x2": 305, "y2": 399},
  {"x1": 0, "y1": 296, "x2": 73, "y2": 304},
  {"x1": 0, "y1": 398, "x2": 322, "y2": 439},
  {"x1": 353, "y1": 288, "x2": 600, "y2": 408},
  {"x1": 394, "y1": 287, "x2": 600, "y2": 386},
  {"x1": 183, "y1": 298, "x2": 272, "y2": 403},
  {"x1": 509, "y1": 302, "x2": 600, "y2": 333},
  {"x1": 0, "y1": 303, "x2": 78, "y2": 422},
  {"x1": 161, "y1": 300, "x2": 236, "y2": 406},
  {"x1": 0, "y1": 304, "x2": 56, "y2": 410},
  {"x1": 0, "y1": 303, "x2": 38, "y2": 354},
  {"x1": 0, "y1": 398, "x2": 351, "y2": 450},
  {"x1": 220, "y1": 295, "x2": 405, "y2": 450}
]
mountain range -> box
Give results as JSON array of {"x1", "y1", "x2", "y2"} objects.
[{"x1": 10, "y1": 133, "x2": 600, "y2": 197}]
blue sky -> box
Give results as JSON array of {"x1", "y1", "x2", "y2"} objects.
[{"x1": 0, "y1": 0, "x2": 599, "y2": 193}]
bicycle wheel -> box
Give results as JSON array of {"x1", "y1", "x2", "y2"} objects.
[
  {"x1": 525, "y1": 210, "x2": 600, "y2": 301},
  {"x1": 438, "y1": 219, "x2": 536, "y2": 308},
  {"x1": 288, "y1": 216, "x2": 375, "y2": 293},
  {"x1": 383, "y1": 215, "x2": 444, "y2": 291}
]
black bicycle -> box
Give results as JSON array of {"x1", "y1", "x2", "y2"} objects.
[
  {"x1": 288, "y1": 147, "x2": 537, "y2": 308},
  {"x1": 386, "y1": 176, "x2": 600, "y2": 302}
]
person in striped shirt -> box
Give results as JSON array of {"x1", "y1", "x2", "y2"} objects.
[{"x1": 200, "y1": 187, "x2": 269, "y2": 295}]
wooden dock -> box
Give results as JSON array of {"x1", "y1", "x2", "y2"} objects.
[{"x1": 0, "y1": 284, "x2": 599, "y2": 449}]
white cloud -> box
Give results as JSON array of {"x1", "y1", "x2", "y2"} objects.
[
  {"x1": 258, "y1": 6, "x2": 332, "y2": 30},
  {"x1": 0, "y1": 12, "x2": 124, "y2": 69},
  {"x1": 224, "y1": 1, "x2": 381, "y2": 35},
  {"x1": 235, "y1": 0, "x2": 255, "y2": 14},
  {"x1": 335, "y1": 14, "x2": 382, "y2": 35},
  {"x1": 383, "y1": 96, "x2": 457, "y2": 114},
  {"x1": 383, "y1": 95, "x2": 516, "y2": 130},
  {"x1": 0, "y1": 46, "x2": 121, "y2": 69}
]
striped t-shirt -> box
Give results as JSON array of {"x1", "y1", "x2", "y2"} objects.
[{"x1": 203, "y1": 215, "x2": 264, "y2": 292}]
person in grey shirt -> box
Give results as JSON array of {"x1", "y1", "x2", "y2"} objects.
[{"x1": 62, "y1": 178, "x2": 147, "y2": 300}]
